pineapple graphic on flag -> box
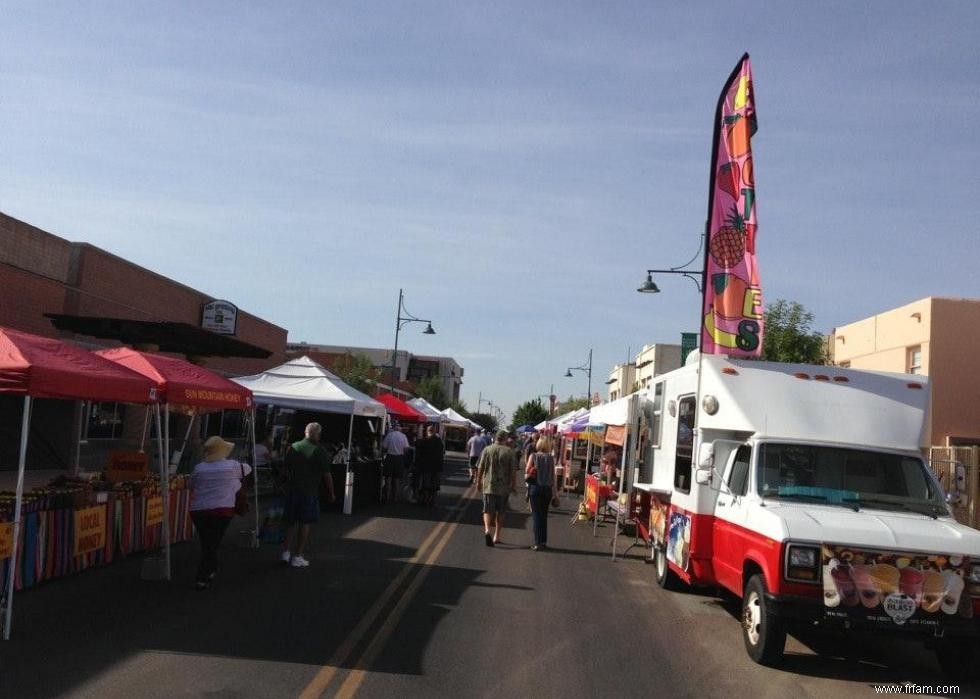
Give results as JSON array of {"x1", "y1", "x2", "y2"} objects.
[{"x1": 701, "y1": 54, "x2": 764, "y2": 357}]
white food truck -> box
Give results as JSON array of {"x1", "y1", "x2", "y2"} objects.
[{"x1": 634, "y1": 352, "x2": 980, "y2": 672}]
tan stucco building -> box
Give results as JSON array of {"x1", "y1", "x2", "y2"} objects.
[
  {"x1": 830, "y1": 297, "x2": 980, "y2": 447},
  {"x1": 606, "y1": 343, "x2": 682, "y2": 401}
]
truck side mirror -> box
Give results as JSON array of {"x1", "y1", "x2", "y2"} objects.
[
  {"x1": 695, "y1": 470, "x2": 712, "y2": 486},
  {"x1": 697, "y1": 442, "x2": 715, "y2": 469}
]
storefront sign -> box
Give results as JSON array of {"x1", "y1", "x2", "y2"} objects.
[
  {"x1": 105, "y1": 451, "x2": 149, "y2": 484},
  {"x1": 145, "y1": 496, "x2": 164, "y2": 528},
  {"x1": 74, "y1": 505, "x2": 107, "y2": 556},
  {"x1": 822, "y1": 544, "x2": 976, "y2": 629},
  {"x1": 680, "y1": 332, "x2": 698, "y2": 365},
  {"x1": 0, "y1": 522, "x2": 13, "y2": 560},
  {"x1": 201, "y1": 300, "x2": 238, "y2": 335}
]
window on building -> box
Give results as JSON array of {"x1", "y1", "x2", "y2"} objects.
[
  {"x1": 85, "y1": 402, "x2": 127, "y2": 439},
  {"x1": 202, "y1": 410, "x2": 248, "y2": 439},
  {"x1": 907, "y1": 346, "x2": 922, "y2": 375}
]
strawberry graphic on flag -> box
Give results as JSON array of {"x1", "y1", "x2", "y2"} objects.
[{"x1": 701, "y1": 54, "x2": 764, "y2": 357}]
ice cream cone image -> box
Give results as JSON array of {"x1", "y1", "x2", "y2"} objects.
[
  {"x1": 941, "y1": 570, "x2": 965, "y2": 615},
  {"x1": 921, "y1": 570, "x2": 945, "y2": 613},
  {"x1": 851, "y1": 565, "x2": 881, "y2": 609},
  {"x1": 823, "y1": 561, "x2": 841, "y2": 607},
  {"x1": 900, "y1": 566, "x2": 924, "y2": 605},
  {"x1": 871, "y1": 564, "x2": 899, "y2": 596},
  {"x1": 831, "y1": 565, "x2": 859, "y2": 607}
]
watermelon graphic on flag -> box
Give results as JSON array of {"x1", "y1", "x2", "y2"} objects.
[{"x1": 701, "y1": 54, "x2": 764, "y2": 357}]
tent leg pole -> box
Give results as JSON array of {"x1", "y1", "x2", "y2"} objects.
[
  {"x1": 249, "y1": 409, "x2": 259, "y2": 547},
  {"x1": 344, "y1": 413, "x2": 355, "y2": 515},
  {"x1": 157, "y1": 405, "x2": 171, "y2": 580},
  {"x1": 4, "y1": 396, "x2": 31, "y2": 640}
]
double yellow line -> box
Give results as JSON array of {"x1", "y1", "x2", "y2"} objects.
[{"x1": 299, "y1": 484, "x2": 474, "y2": 699}]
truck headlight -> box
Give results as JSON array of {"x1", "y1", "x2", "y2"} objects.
[{"x1": 785, "y1": 544, "x2": 820, "y2": 583}]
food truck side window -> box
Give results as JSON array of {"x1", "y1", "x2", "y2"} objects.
[
  {"x1": 650, "y1": 382, "x2": 664, "y2": 447},
  {"x1": 726, "y1": 445, "x2": 751, "y2": 497},
  {"x1": 673, "y1": 395, "x2": 696, "y2": 492}
]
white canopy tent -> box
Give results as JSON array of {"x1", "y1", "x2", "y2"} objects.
[
  {"x1": 587, "y1": 394, "x2": 633, "y2": 426},
  {"x1": 407, "y1": 397, "x2": 447, "y2": 423},
  {"x1": 440, "y1": 407, "x2": 480, "y2": 430},
  {"x1": 231, "y1": 356, "x2": 386, "y2": 513}
]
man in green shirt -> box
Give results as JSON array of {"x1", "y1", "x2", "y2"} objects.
[
  {"x1": 476, "y1": 429, "x2": 517, "y2": 546},
  {"x1": 280, "y1": 422, "x2": 336, "y2": 568}
]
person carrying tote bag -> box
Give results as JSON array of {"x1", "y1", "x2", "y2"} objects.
[
  {"x1": 189, "y1": 436, "x2": 252, "y2": 590},
  {"x1": 525, "y1": 437, "x2": 556, "y2": 551}
]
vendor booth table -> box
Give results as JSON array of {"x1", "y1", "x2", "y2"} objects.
[
  {"x1": 232, "y1": 356, "x2": 387, "y2": 514},
  {"x1": 0, "y1": 328, "x2": 164, "y2": 639}
]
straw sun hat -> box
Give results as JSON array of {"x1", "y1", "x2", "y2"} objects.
[{"x1": 202, "y1": 436, "x2": 235, "y2": 462}]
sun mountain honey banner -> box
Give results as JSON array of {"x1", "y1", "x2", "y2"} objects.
[{"x1": 701, "y1": 53, "x2": 764, "y2": 357}]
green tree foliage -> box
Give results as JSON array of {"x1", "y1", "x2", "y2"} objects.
[
  {"x1": 511, "y1": 400, "x2": 549, "y2": 430},
  {"x1": 415, "y1": 375, "x2": 449, "y2": 409},
  {"x1": 760, "y1": 299, "x2": 828, "y2": 364},
  {"x1": 331, "y1": 352, "x2": 381, "y2": 395},
  {"x1": 468, "y1": 412, "x2": 498, "y2": 432},
  {"x1": 449, "y1": 399, "x2": 468, "y2": 415},
  {"x1": 556, "y1": 395, "x2": 591, "y2": 414}
]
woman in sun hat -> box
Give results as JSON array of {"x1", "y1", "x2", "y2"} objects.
[{"x1": 189, "y1": 436, "x2": 252, "y2": 590}]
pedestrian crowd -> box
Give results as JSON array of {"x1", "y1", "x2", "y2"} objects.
[{"x1": 187, "y1": 419, "x2": 562, "y2": 590}]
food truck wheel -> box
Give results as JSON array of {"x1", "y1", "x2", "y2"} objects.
[
  {"x1": 742, "y1": 574, "x2": 786, "y2": 666},
  {"x1": 654, "y1": 546, "x2": 681, "y2": 591},
  {"x1": 935, "y1": 639, "x2": 980, "y2": 681}
]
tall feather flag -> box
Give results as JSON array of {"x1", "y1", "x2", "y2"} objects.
[{"x1": 700, "y1": 53, "x2": 763, "y2": 357}]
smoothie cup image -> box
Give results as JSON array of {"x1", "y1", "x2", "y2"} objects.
[
  {"x1": 899, "y1": 566, "x2": 924, "y2": 605},
  {"x1": 921, "y1": 570, "x2": 945, "y2": 613},
  {"x1": 823, "y1": 564, "x2": 840, "y2": 607},
  {"x1": 831, "y1": 565, "x2": 859, "y2": 607},
  {"x1": 871, "y1": 564, "x2": 899, "y2": 596},
  {"x1": 851, "y1": 565, "x2": 880, "y2": 609},
  {"x1": 941, "y1": 571, "x2": 965, "y2": 615}
]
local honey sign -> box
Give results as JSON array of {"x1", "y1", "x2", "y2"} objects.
[{"x1": 74, "y1": 505, "x2": 107, "y2": 556}]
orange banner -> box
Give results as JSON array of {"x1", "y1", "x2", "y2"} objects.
[
  {"x1": 74, "y1": 505, "x2": 107, "y2": 556},
  {"x1": 0, "y1": 522, "x2": 13, "y2": 560},
  {"x1": 145, "y1": 496, "x2": 164, "y2": 528}
]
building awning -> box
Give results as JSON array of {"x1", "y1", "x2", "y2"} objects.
[{"x1": 45, "y1": 313, "x2": 272, "y2": 359}]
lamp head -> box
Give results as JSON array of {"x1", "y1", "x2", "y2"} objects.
[
  {"x1": 637, "y1": 273, "x2": 660, "y2": 294},
  {"x1": 423, "y1": 323, "x2": 436, "y2": 335},
  {"x1": 564, "y1": 369, "x2": 573, "y2": 378}
]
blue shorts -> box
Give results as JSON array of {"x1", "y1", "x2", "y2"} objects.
[
  {"x1": 482, "y1": 494, "x2": 508, "y2": 514},
  {"x1": 282, "y1": 491, "x2": 320, "y2": 525}
]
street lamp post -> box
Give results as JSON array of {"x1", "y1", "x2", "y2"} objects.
[
  {"x1": 565, "y1": 349, "x2": 593, "y2": 406},
  {"x1": 390, "y1": 288, "x2": 435, "y2": 394},
  {"x1": 636, "y1": 232, "x2": 707, "y2": 296}
]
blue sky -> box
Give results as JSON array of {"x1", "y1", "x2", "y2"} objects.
[{"x1": 3, "y1": 3, "x2": 979, "y2": 422}]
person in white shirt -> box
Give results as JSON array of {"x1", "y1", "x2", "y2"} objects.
[
  {"x1": 466, "y1": 429, "x2": 488, "y2": 485},
  {"x1": 381, "y1": 424, "x2": 410, "y2": 503},
  {"x1": 189, "y1": 436, "x2": 252, "y2": 590}
]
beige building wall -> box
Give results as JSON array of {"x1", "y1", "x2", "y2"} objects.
[
  {"x1": 831, "y1": 297, "x2": 980, "y2": 446},
  {"x1": 635, "y1": 343, "x2": 682, "y2": 391},
  {"x1": 606, "y1": 362, "x2": 636, "y2": 402}
]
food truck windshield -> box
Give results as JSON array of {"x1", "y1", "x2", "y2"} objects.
[{"x1": 756, "y1": 443, "x2": 947, "y2": 517}]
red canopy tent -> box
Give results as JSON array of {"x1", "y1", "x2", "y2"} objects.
[
  {"x1": 0, "y1": 328, "x2": 160, "y2": 640},
  {"x1": 94, "y1": 347, "x2": 252, "y2": 411},
  {"x1": 375, "y1": 393, "x2": 426, "y2": 423},
  {"x1": 95, "y1": 347, "x2": 258, "y2": 572}
]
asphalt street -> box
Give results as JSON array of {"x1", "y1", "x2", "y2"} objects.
[{"x1": 0, "y1": 459, "x2": 971, "y2": 698}]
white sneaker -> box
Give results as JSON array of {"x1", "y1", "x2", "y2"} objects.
[
  {"x1": 280, "y1": 550, "x2": 291, "y2": 565},
  {"x1": 290, "y1": 555, "x2": 310, "y2": 568}
]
